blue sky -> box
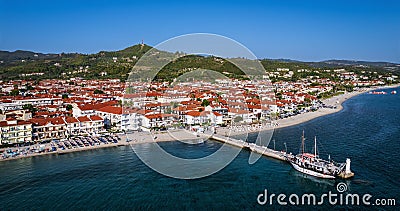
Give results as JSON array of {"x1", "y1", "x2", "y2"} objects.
[{"x1": 0, "y1": 0, "x2": 399, "y2": 62}]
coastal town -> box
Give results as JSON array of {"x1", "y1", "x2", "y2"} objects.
[
  {"x1": 2, "y1": 0, "x2": 400, "y2": 209},
  {"x1": 0, "y1": 66, "x2": 398, "y2": 160}
]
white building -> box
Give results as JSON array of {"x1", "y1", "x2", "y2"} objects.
[
  {"x1": 0, "y1": 119, "x2": 32, "y2": 145},
  {"x1": 184, "y1": 111, "x2": 209, "y2": 125},
  {"x1": 209, "y1": 112, "x2": 223, "y2": 125}
]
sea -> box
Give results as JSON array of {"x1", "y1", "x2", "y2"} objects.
[{"x1": 1, "y1": 87, "x2": 399, "y2": 210}]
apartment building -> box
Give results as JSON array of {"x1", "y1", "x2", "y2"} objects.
[{"x1": 0, "y1": 119, "x2": 32, "y2": 145}]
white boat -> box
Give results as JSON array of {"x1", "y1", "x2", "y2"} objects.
[
  {"x1": 288, "y1": 131, "x2": 350, "y2": 179},
  {"x1": 369, "y1": 91, "x2": 387, "y2": 95},
  {"x1": 290, "y1": 161, "x2": 335, "y2": 179}
]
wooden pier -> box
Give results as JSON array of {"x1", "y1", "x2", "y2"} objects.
[{"x1": 210, "y1": 134, "x2": 292, "y2": 161}]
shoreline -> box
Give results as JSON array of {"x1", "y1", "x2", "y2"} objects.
[
  {"x1": 0, "y1": 129, "x2": 206, "y2": 162},
  {"x1": 210, "y1": 84, "x2": 400, "y2": 136},
  {"x1": 274, "y1": 83, "x2": 400, "y2": 129},
  {"x1": 1, "y1": 84, "x2": 399, "y2": 162},
  {"x1": 0, "y1": 142, "x2": 129, "y2": 162}
]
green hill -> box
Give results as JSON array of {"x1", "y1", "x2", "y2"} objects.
[{"x1": 0, "y1": 44, "x2": 398, "y2": 82}]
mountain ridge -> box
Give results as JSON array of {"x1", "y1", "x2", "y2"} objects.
[
  {"x1": 0, "y1": 44, "x2": 399, "y2": 81},
  {"x1": 1, "y1": 47, "x2": 399, "y2": 66}
]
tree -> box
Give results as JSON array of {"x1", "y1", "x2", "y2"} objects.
[
  {"x1": 201, "y1": 99, "x2": 210, "y2": 107},
  {"x1": 304, "y1": 97, "x2": 311, "y2": 104},
  {"x1": 170, "y1": 101, "x2": 179, "y2": 109},
  {"x1": 9, "y1": 89, "x2": 19, "y2": 96},
  {"x1": 276, "y1": 92, "x2": 283, "y2": 100},
  {"x1": 234, "y1": 116, "x2": 243, "y2": 123},
  {"x1": 26, "y1": 84, "x2": 34, "y2": 90},
  {"x1": 66, "y1": 104, "x2": 73, "y2": 111},
  {"x1": 23, "y1": 104, "x2": 37, "y2": 114},
  {"x1": 94, "y1": 89, "x2": 104, "y2": 94},
  {"x1": 62, "y1": 94, "x2": 69, "y2": 99}
]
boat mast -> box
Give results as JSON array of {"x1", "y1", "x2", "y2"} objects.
[
  {"x1": 301, "y1": 130, "x2": 305, "y2": 154},
  {"x1": 314, "y1": 136, "x2": 317, "y2": 157}
]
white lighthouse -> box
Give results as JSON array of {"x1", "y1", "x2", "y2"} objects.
[{"x1": 345, "y1": 158, "x2": 351, "y2": 174}]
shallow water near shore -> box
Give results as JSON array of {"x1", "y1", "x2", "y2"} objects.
[{"x1": 0, "y1": 88, "x2": 399, "y2": 210}]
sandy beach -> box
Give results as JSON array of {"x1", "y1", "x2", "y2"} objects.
[
  {"x1": 1, "y1": 141, "x2": 126, "y2": 162},
  {"x1": 123, "y1": 129, "x2": 211, "y2": 143},
  {"x1": 272, "y1": 88, "x2": 366, "y2": 129},
  {"x1": 274, "y1": 84, "x2": 399, "y2": 129},
  {"x1": 214, "y1": 84, "x2": 400, "y2": 136},
  {"x1": 1, "y1": 129, "x2": 209, "y2": 162},
  {"x1": 2, "y1": 84, "x2": 398, "y2": 162}
]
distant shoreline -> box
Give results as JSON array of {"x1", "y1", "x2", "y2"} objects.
[
  {"x1": 215, "y1": 83, "x2": 400, "y2": 136},
  {"x1": 2, "y1": 84, "x2": 399, "y2": 163},
  {"x1": 273, "y1": 83, "x2": 400, "y2": 129}
]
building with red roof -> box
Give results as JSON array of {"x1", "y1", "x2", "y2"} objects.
[
  {"x1": 30, "y1": 117, "x2": 67, "y2": 142},
  {"x1": 210, "y1": 111, "x2": 224, "y2": 125},
  {"x1": 95, "y1": 106, "x2": 122, "y2": 115},
  {"x1": 0, "y1": 119, "x2": 32, "y2": 145},
  {"x1": 142, "y1": 113, "x2": 177, "y2": 129},
  {"x1": 184, "y1": 111, "x2": 209, "y2": 125}
]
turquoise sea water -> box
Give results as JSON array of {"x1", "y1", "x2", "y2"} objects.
[{"x1": 0, "y1": 88, "x2": 399, "y2": 210}]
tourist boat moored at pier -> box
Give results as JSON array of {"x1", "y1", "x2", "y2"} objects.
[{"x1": 287, "y1": 131, "x2": 354, "y2": 179}]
